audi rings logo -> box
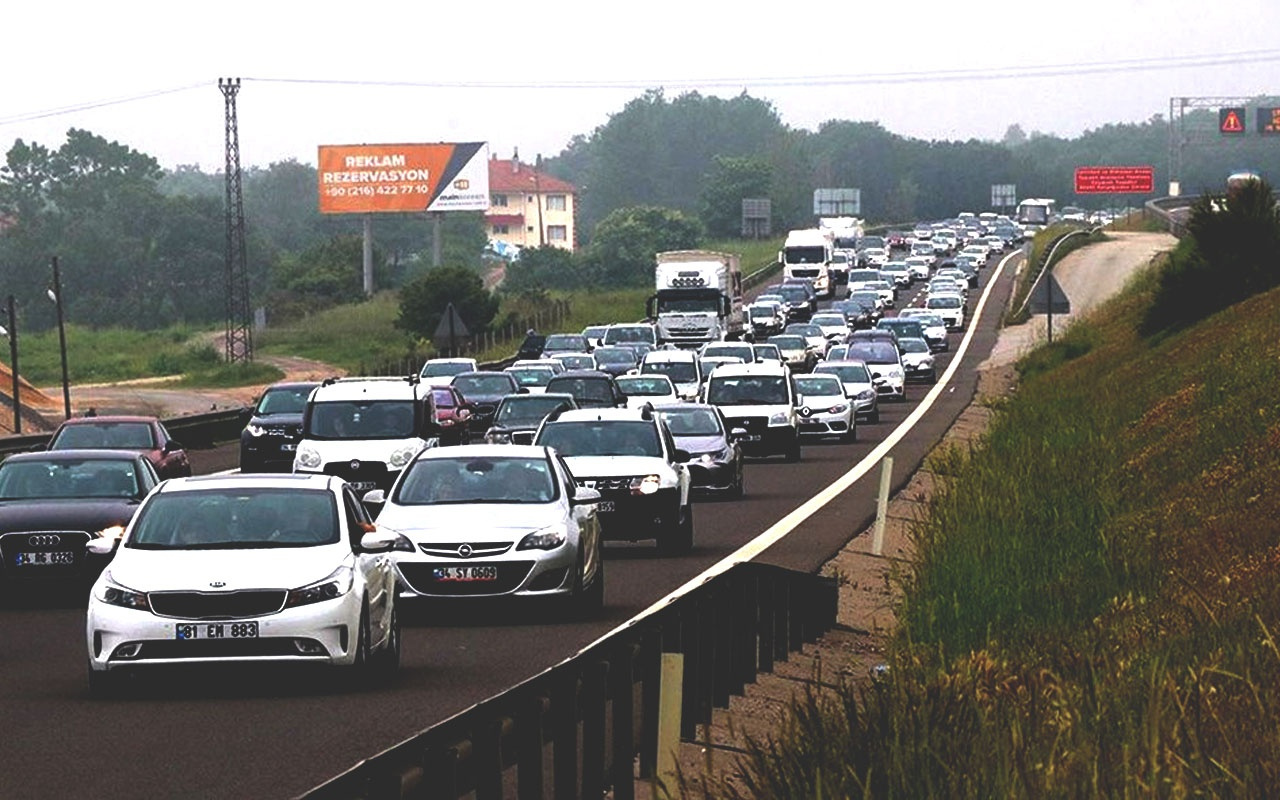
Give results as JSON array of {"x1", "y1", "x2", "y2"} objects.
[
  {"x1": 28, "y1": 534, "x2": 61, "y2": 547},
  {"x1": 349, "y1": 460, "x2": 362, "y2": 472},
  {"x1": 457, "y1": 543, "x2": 473, "y2": 559}
]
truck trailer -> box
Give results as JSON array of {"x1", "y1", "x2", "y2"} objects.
[{"x1": 646, "y1": 250, "x2": 745, "y2": 348}]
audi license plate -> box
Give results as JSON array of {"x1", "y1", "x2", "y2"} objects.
[
  {"x1": 175, "y1": 621, "x2": 259, "y2": 640},
  {"x1": 432, "y1": 566, "x2": 498, "y2": 582},
  {"x1": 598, "y1": 501, "x2": 615, "y2": 513},
  {"x1": 15, "y1": 551, "x2": 74, "y2": 566}
]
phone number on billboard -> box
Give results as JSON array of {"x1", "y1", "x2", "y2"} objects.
[{"x1": 323, "y1": 185, "x2": 431, "y2": 198}]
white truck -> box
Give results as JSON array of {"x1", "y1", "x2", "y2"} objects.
[
  {"x1": 819, "y1": 217, "x2": 865, "y2": 287},
  {"x1": 780, "y1": 228, "x2": 834, "y2": 299},
  {"x1": 646, "y1": 250, "x2": 745, "y2": 348}
]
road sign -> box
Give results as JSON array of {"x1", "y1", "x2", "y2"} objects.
[
  {"x1": 813, "y1": 188, "x2": 860, "y2": 216},
  {"x1": 1258, "y1": 107, "x2": 1280, "y2": 135},
  {"x1": 991, "y1": 184, "x2": 1017, "y2": 207},
  {"x1": 1074, "y1": 166, "x2": 1155, "y2": 194},
  {"x1": 432, "y1": 302, "x2": 469, "y2": 354},
  {"x1": 1219, "y1": 107, "x2": 1246, "y2": 135}
]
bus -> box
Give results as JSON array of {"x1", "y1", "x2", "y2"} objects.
[{"x1": 1015, "y1": 198, "x2": 1057, "y2": 228}]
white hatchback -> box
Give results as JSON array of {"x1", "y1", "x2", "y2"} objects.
[{"x1": 85, "y1": 474, "x2": 400, "y2": 696}]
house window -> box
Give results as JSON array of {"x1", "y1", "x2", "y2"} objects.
[
  {"x1": 527, "y1": 226, "x2": 535, "y2": 232},
  {"x1": 547, "y1": 225, "x2": 567, "y2": 242},
  {"x1": 493, "y1": 224, "x2": 509, "y2": 235},
  {"x1": 491, "y1": 194, "x2": 508, "y2": 207},
  {"x1": 546, "y1": 194, "x2": 567, "y2": 211}
]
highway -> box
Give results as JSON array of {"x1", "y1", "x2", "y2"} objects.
[{"x1": 0, "y1": 249, "x2": 1020, "y2": 800}]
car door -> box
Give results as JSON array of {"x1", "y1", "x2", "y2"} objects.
[
  {"x1": 344, "y1": 486, "x2": 393, "y2": 634},
  {"x1": 557, "y1": 454, "x2": 600, "y2": 574}
]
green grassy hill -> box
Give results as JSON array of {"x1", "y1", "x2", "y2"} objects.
[{"x1": 704, "y1": 257, "x2": 1280, "y2": 797}]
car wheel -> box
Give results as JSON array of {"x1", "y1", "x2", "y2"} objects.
[
  {"x1": 842, "y1": 424, "x2": 857, "y2": 443},
  {"x1": 870, "y1": 406, "x2": 881, "y2": 424},
  {"x1": 658, "y1": 503, "x2": 694, "y2": 556},
  {"x1": 345, "y1": 605, "x2": 372, "y2": 688},
  {"x1": 370, "y1": 603, "x2": 400, "y2": 681},
  {"x1": 580, "y1": 546, "x2": 605, "y2": 614}
]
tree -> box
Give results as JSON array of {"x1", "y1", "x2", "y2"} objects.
[
  {"x1": 1001, "y1": 124, "x2": 1028, "y2": 147},
  {"x1": 268, "y1": 235, "x2": 385, "y2": 321},
  {"x1": 582, "y1": 206, "x2": 703, "y2": 287},
  {"x1": 501, "y1": 244, "x2": 582, "y2": 292},
  {"x1": 395, "y1": 265, "x2": 500, "y2": 341},
  {"x1": 699, "y1": 156, "x2": 772, "y2": 238}
]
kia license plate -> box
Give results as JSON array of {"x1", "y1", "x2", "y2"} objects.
[
  {"x1": 432, "y1": 566, "x2": 498, "y2": 582},
  {"x1": 175, "y1": 621, "x2": 259, "y2": 640},
  {"x1": 15, "y1": 551, "x2": 74, "y2": 566}
]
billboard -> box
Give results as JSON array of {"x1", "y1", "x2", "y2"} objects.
[
  {"x1": 318, "y1": 142, "x2": 489, "y2": 214},
  {"x1": 990, "y1": 184, "x2": 1017, "y2": 207},
  {"x1": 813, "y1": 188, "x2": 860, "y2": 216},
  {"x1": 1074, "y1": 166, "x2": 1155, "y2": 194}
]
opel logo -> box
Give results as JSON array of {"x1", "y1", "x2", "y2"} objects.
[
  {"x1": 457, "y1": 543, "x2": 473, "y2": 559},
  {"x1": 350, "y1": 460, "x2": 361, "y2": 472},
  {"x1": 28, "y1": 534, "x2": 61, "y2": 547},
  {"x1": 209, "y1": 581, "x2": 226, "y2": 588}
]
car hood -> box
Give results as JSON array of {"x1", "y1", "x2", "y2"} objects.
[
  {"x1": 376, "y1": 502, "x2": 563, "y2": 539},
  {"x1": 108, "y1": 545, "x2": 349, "y2": 592},
  {"x1": 561, "y1": 455, "x2": 672, "y2": 478},
  {"x1": 0, "y1": 498, "x2": 142, "y2": 535}
]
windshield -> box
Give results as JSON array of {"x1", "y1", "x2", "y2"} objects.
[
  {"x1": 554, "y1": 355, "x2": 594, "y2": 370},
  {"x1": 51, "y1": 422, "x2": 155, "y2": 450},
  {"x1": 394, "y1": 456, "x2": 556, "y2": 505},
  {"x1": 307, "y1": 400, "x2": 418, "y2": 440},
  {"x1": 256, "y1": 386, "x2": 313, "y2": 415},
  {"x1": 706, "y1": 375, "x2": 789, "y2": 405},
  {"x1": 431, "y1": 388, "x2": 457, "y2": 408},
  {"x1": 656, "y1": 295, "x2": 719, "y2": 314},
  {"x1": 928, "y1": 296, "x2": 963, "y2": 309},
  {"x1": 546, "y1": 377, "x2": 615, "y2": 403},
  {"x1": 642, "y1": 360, "x2": 698, "y2": 383},
  {"x1": 702, "y1": 345, "x2": 755, "y2": 362},
  {"x1": 783, "y1": 245, "x2": 826, "y2": 264},
  {"x1": 777, "y1": 286, "x2": 809, "y2": 302},
  {"x1": 0, "y1": 458, "x2": 144, "y2": 500},
  {"x1": 495, "y1": 396, "x2": 571, "y2": 426},
  {"x1": 617, "y1": 377, "x2": 673, "y2": 396},
  {"x1": 421, "y1": 361, "x2": 473, "y2": 378},
  {"x1": 847, "y1": 343, "x2": 899, "y2": 364},
  {"x1": 506, "y1": 368, "x2": 554, "y2": 388},
  {"x1": 453, "y1": 374, "x2": 516, "y2": 395},
  {"x1": 655, "y1": 407, "x2": 723, "y2": 437},
  {"x1": 794, "y1": 376, "x2": 844, "y2": 396},
  {"x1": 543, "y1": 334, "x2": 586, "y2": 351},
  {"x1": 750, "y1": 306, "x2": 779, "y2": 319},
  {"x1": 812, "y1": 315, "x2": 846, "y2": 327},
  {"x1": 786, "y1": 325, "x2": 822, "y2": 337},
  {"x1": 753, "y1": 345, "x2": 782, "y2": 361},
  {"x1": 769, "y1": 335, "x2": 807, "y2": 350},
  {"x1": 594, "y1": 348, "x2": 636, "y2": 365},
  {"x1": 537, "y1": 420, "x2": 661, "y2": 458},
  {"x1": 603, "y1": 325, "x2": 656, "y2": 345},
  {"x1": 899, "y1": 338, "x2": 930, "y2": 354},
  {"x1": 128, "y1": 488, "x2": 339, "y2": 549},
  {"x1": 816, "y1": 363, "x2": 872, "y2": 384}
]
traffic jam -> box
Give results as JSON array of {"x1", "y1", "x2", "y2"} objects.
[{"x1": 0, "y1": 213, "x2": 1024, "y2": 696}]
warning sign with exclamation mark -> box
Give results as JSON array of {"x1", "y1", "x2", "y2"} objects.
[{"x1": 1220, "y1": 107, "x2": 1246, "y2": 135}]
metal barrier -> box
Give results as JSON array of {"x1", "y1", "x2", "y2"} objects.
[
  {"x1": 304, "y1": 561, "x2": 838, "y2": 800},
  {"x1": 0, "y1": 407, "x2": 249, "y2": 460},
  {"x1": 1145, "y1": 196, "x2": 1191, "y2": 238}
]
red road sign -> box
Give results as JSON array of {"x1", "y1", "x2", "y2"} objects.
[
  {"x1": 1074, "y1": 166, "x2": 1155, "y2": 194},
  {"x1": 1220, "y1": 107, "x2": 1246, "y2": 135}
]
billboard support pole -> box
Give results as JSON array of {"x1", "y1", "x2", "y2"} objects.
[
  {"x1": 432, "y1": 212, "x2": 444, "y2": 268},
  {"x1": 362, "y1": 215, "x2": 374, "y2": 296}
]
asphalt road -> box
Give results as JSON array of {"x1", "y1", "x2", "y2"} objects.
[{"x1": 0, "y1": 248, "x2": 1020, "y2": 800}]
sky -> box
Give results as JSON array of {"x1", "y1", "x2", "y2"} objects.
[{"x1": 4, "y1": 0, "x2": 1280, "y2": 172}]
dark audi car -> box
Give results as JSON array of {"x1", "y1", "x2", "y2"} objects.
[
  {"x1": 0, "y1": 450, "x2": 160, "y2": 597},
  {"x1": 238, "y1": 381, "x2": 320, "y2": 473}
]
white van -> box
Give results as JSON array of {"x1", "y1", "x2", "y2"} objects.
[
  {"x1": 640, "y1": 349, "x2": 703, "y2": 401},
  {"x1": 293, "y1": 377, "x2": 441, "y2": 493}
]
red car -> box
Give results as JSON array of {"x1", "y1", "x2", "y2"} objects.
[
  {"x1": 47, "y1": 415, "x2": 192, "y2": 480},
  {"x1": 429, "y1": 386, "x2": 472, "y2": 446}
]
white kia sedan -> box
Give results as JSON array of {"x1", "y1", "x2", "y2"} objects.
[
  {"x1": 363, "y1": 445, "x2": 605, "y2": 614},
  {"x1": 85, "y1": 474, "x2": 400, "y2": 696}
]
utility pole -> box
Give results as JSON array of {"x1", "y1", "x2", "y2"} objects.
[
  {"x1": 220, "y1": 77, "x2": 253, "y2": 363},
  {"x1": 50, "y1": 257, "x2": 71, "y2": 420},
  {"x1": 5, "y1": 294, "x2": 19, "y2": 433}
]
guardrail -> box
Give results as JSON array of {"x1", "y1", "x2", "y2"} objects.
[
  {"x1": 1145, "y1": 196, "x2": 1191, "y2": 238},
  {"x1": 304, "y1": 561, "x2": 837, "y2": 800},
  {"x1": 0, "y1": 406, "x2": 250, "y2": 460}
]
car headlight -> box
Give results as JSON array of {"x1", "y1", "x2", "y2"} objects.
[
  {"x1": 296, "y1": 445, "x2": 322, "y2": 470},
  {"x1": 630, "y1": 475, "x2": 662, "y2": 495},
  {"x1": 517, "y1": 524, "x2": 568, "y2": 551},
  {"x1": 96, "y1": 523, "x2": 127, "y2": 541},
  {"x1": 857, "y1": 389, "x2": 876, "y2": 401},
  {"x1": 96, "y1": 574, "x2": 149, "y2": 611},
  {"x1": 828, "y1": 403, "x2": 849, "y2": 414},
  {"x1": 245, "y1": 423, "x2": 266, "y2": 437},
  {"x1": 285, "y1": 565, "x2": 354, "y2": 608},
  {"x1": 768, "y1": 411, "x2": 791, "y2": 426},
  {"x1": 390, "y1": 533, "x2": 415, "y2": 552},
  {"x1": 388, "y1": 444, "x2": 419, "y2": 469}
]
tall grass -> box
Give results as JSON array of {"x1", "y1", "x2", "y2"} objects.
[
  {"x1": 694, "y1": 256, "x2": 1280, "y2": 796},
  {"x1": 13, "y1": 324, "x2": 221, "y2": 386}
]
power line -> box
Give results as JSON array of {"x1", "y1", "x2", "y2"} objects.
[{"x1": 0, "y1": 82, "x2": 209, "y2": 126}]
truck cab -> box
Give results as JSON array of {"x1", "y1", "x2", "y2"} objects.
[
  {"x1": 646, "y1": 251, "x2": 744, "y2": 348},
  {"x1": 780, "y1": 229, "x2": 833, "y2": 299}
]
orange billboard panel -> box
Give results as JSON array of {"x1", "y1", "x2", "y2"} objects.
[{"x1": 317, "y1": 142, "x2": 489, "y2": 214}]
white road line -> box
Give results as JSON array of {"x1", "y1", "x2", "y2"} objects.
[{"x1": 588, "y1": 247, "x2": 1022, "y2": 641}]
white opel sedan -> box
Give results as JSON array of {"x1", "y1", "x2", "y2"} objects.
[
  {"x1": 363, "y1": 445, "x2": 605, "y2": 614},
  {"x1": 85, "y1": 474, "x2": 400, "y2": 696}
]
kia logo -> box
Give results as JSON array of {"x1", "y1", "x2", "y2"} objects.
[
  {"x1": 209, "y1": 581, "x2": 226, "y2": 588},
  {"x1": 457, "y1": 543, "x2": 473, "y2": 559},
  {"x1": 27, "y1": 534, "x2": 61, "y2": 547},
  {"x1": 349, "y1": 460, "x2": 361, "y2": 472}
]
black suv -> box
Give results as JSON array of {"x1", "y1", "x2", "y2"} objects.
[
  {"x1": 544, "y1": 370, "x2": 628, "y2": 409},
  {"x1": 239, "y1": 381, "x2": 320, "y2": 472}
]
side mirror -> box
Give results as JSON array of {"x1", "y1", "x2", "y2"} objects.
[
  {"x1": 361, "y1": 489, "x2": 387, "y2": 515},
  {"x1": 86, "y1": 537, "x2": 116, "y2": 557},
  {"x1": 164, "y1": 440, "x2": 183, "y2": 454},
  {"x1": 572, "y1": 486, "x2": 602, "y2": 505},
  {"x1": 673, "y1": 448, "x2": 691, "y2": 463},
  {"x1": 359, "y1": 530, "x2": 399, "y2": 553}
]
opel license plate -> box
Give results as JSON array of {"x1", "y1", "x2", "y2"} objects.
[
  {"x1": 598, "y1": 500, "x2": 615, "y2": 513},
  {"x1": 432, "y1": 566, "x2": 498, "y2": 582}
]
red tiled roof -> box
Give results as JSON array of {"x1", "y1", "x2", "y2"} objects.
[{"x1": 488, "y1": 159, "x2": 577, "y2": 194}]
